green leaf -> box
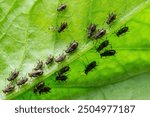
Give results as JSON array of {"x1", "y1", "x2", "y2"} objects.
[{"x1": 0, "y1": 0, "x2": 150, "y2": 100}]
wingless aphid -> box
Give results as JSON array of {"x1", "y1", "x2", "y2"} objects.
[
  {"x1": 58, "y1": 66, "x2": 70, "y2": 75},
  {"x1": 39, "y1": 87, "x2": 51, "y2": 94},
  {"x1": 116, "y1": 26, "x2": 128, "y2": 37},
  {"x1": 96, "y1": 40, "x2": 109, "y2": 52},
  {"x1": 106, "y1": 13, "x2": 117, "y2": 25},
  {"x1": 85, "y1": 61, "x2": 97, "y2": 75},
  {"x1": 16, "y1": 76, "x2": 28, "y2": 86},
  {"x1": 65, "y1": 41, "x2": 78, "y2": 53},
  {"x1": 94, "y1": 29, "x2": 106, "y2": 39},
  {"x1": 28, "y1": 69, "x2": 43, "y2": 78},
  {"x1": 7, "y1": 70, "x2": 19, "y2": 81},
  {"x1": 55, "y1": 54, "x2": 66, "y2": 63},
  {"x1": 57, "y1": 22, "x2": 68, "y2": 33},
  {"x1": 56, "y1": 75, "x2": 68, "y2": 81},
  {"x1": 33, "y1": 81, "x2": 45, "y2": 93},
  {"x1": 2, "y1": 84, "x2": 15, "y2": 94},
  {"x1": 57, "y1": 4, "x2": 67, "y2": 12},
  {"x1": 45, "y1": 55, "x2": 53, "y2": 65},
  {"x1": 33, "y1": 60, "x2": 43, "y2": 70},
  {"x1": 87, "y1": 24, "x2": 97, "y2": 38},
  {"x1": 100, "y1": 50, "x2": 116, "y2": 58}
]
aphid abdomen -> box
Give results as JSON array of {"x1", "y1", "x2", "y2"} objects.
[
  {"x1": 96, "y1": 40, "x2": 109, "y2": 52},
  {"x1": 58, "y1": 66, "x2": 70, "y2": 75},
  {"x1": 16, "y1": 77, "x2": 28, "y2": 86},
  {"x1": 57, "y1": 22, "x2": 68, "y2": 33},
  {"x1": 88, "y1": 24, "x2": 96, "y2": 38},
  {"x1": 116, "y1": 26, "x2": 128, "y2": 37},
  {"x1": 2, "y1": 85, "x2": 15, "y2": 94},
  {"x1": 65, "y1": 41, "x2": 78, "y2": 53},
  {"x1": 33, "y1": 61, "x2": 43, "y2": 70},
  {"x1": 106, "y1": 13, "x2": 116, "y2": 24},
  {"x1": 39, "y1": 87, "x2": 51, "y2": 94},
  {"x1": 100, "y1": 50, "x2": 116, "y2": 57},
  {"x1": 55, "y1": 54, "x2": 66, "y2": 63},
  {"x1": 33, "y1": 81, "x2": 45, "y2": 93},
  {"x1": 84, "y1": 61, "x2": 97, "y2": 75},
  {"x1": 56, "y1": 75, "x2": 67, "y2": 81},
  {"x1": 94, "y1": 29, "x2": 106, "y2": 39},
  {"x1": 28, "y1": 69, "x2": 43, "y2": 78},
  {"x1": 7, "y1": 70, "x2": 19, "y2": 81},
  {"x1": 57, "y1": 4, "x2": 67, "y2": 12},
  {"x1": 45, "y1": 55, "x2": 53, "y2": 65}
]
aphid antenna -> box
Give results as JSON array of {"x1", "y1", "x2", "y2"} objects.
[
  {"x1": 58, "y1": 12, "x2": 73, "y2": 19},
  {"x1": 48, "y1": 25, "x2": 57, "y2": 31},
  {"x1": 78, "y1": 57, "x2": 87, "y2": 68}
]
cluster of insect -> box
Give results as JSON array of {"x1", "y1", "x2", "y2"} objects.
[{"x1": 2, "y1": 4, "x2": 129, "y2": 96}]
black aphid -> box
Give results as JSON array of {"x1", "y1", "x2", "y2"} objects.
[
  {"x1": 55, "y1": 54, "x2": 66, "y2": 63},
  {"x1": 16, "y1": 76, "x2": 28, "y2": 86},
  {"x1": 58, "y1": 66, "x2": 70, "y2": 75},
  {"x1": 116, "y1": 26, "x2": 128, "y2": 37},
  {"x1": 39, "y1": 87, "x2": 51, "y2": 94},
  {"x1": 33, "y1": 81, "x2": 45, "y2": 93},
  {"x1": 85, "y1": 61, "x2": 97, "y2": 75},
  {"x1": 45, "y1": 55, "x2": 53, "y2": 65},
  {"x1": 57, "y1": 4, "x2": 67, "y2": 12},
  {"x1": 88, "y1": 24, "x2": 97, "y2": 38},
  {"x1": 7, "y1": 70, "x2": 19, "y2": 81},
  {"x1": 94, "y1": 29, "x2": 106, "y2": 39},
  {"x1": 58, "y1": 22, "x2": 68, "y2": 33},
  {"x1": 28, "y1": 69, "x2": 43, "y2": 78},
  {"x1": 65, "y1": 41, "x2": 78, "y2": 53},
  {"x1": 100, "y1": 50, "x2": 116, "y2": 58},
  {"x1": 56, "y1": 75, "x2": 68, "y2": 81},
  {"x1": 33, "y1": 60, "x2": 43, "y2": 70},
  {"x1": 96, "y1": 40, "x2": 109, "y2": 52},
  {"x1": 106, "y1": 13, "x2": 116, "y2": 24},
  {"x1": 2, "y1": 84, "x2": 15, "y2": 94}
]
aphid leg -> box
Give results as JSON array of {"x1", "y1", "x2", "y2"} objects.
[{"x1": 48, "y1": 25, "x2": 57, "y2": 31}]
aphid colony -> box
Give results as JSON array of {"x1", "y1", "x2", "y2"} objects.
[{"x1": 2, "y1": 3, "x2": 129, "y2": 95}]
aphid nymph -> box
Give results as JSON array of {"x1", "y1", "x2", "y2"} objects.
[
  {"x1": 94, "y1": 29, "x2": 106, "y2": 39},
  {"x1": 7, "y1": 70, "x2": 19, "y2": 81},
  {"x1": 116, "y1": 26, "x2": 128, "y2": 37},
  {"x1": 28, "y1": 69, "x2": 43, "y2": 78},
  {"x1": 58, "y1": 66, "x2": 70, "y2": 75},
  {"x1": 33, "y1": 60, "x2": 43, "y2": 70},
  {"x1": 106, "y1": 12, "x2": 117, "y2": 25},
  {"x1": 2, "y1": 84, "x2": 15, "y2": 94},
  {"x1": 57, "y1": 4, "x2": 67, "y2": 12},
  {"x1": 39, "y1": 87, "x2": 51, "y2": 94},
  {"x1": 100, "y1": 49, "x2": 116, "y2": 58},
  {"x1": 55, "y1": 54, "x2": 66, "y2": 63},
  {"x1": 33, "y1": 81, "x2": 45, "y2": 93},
  {"x1": 96, "y1": 40, "x2": 109, "y2": 52},
  {"x1": 16, "y1": 76, "x2": 28, "y2": 86},
  {"x1": 57, "y1": 22, "x2": 68, "y2": 33},
  {"x1": 45, "y1": 55, "x2": 53, "y2": 65},
  {"x1": 65, "y1": 41, "x2": 78, "y2": 53},
  {"x1": 87, "y1": 24, "x2": 97, "y2": 38},
  {"x1": 85, "y1": 61, "x2": 97, "y2": 75}
]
